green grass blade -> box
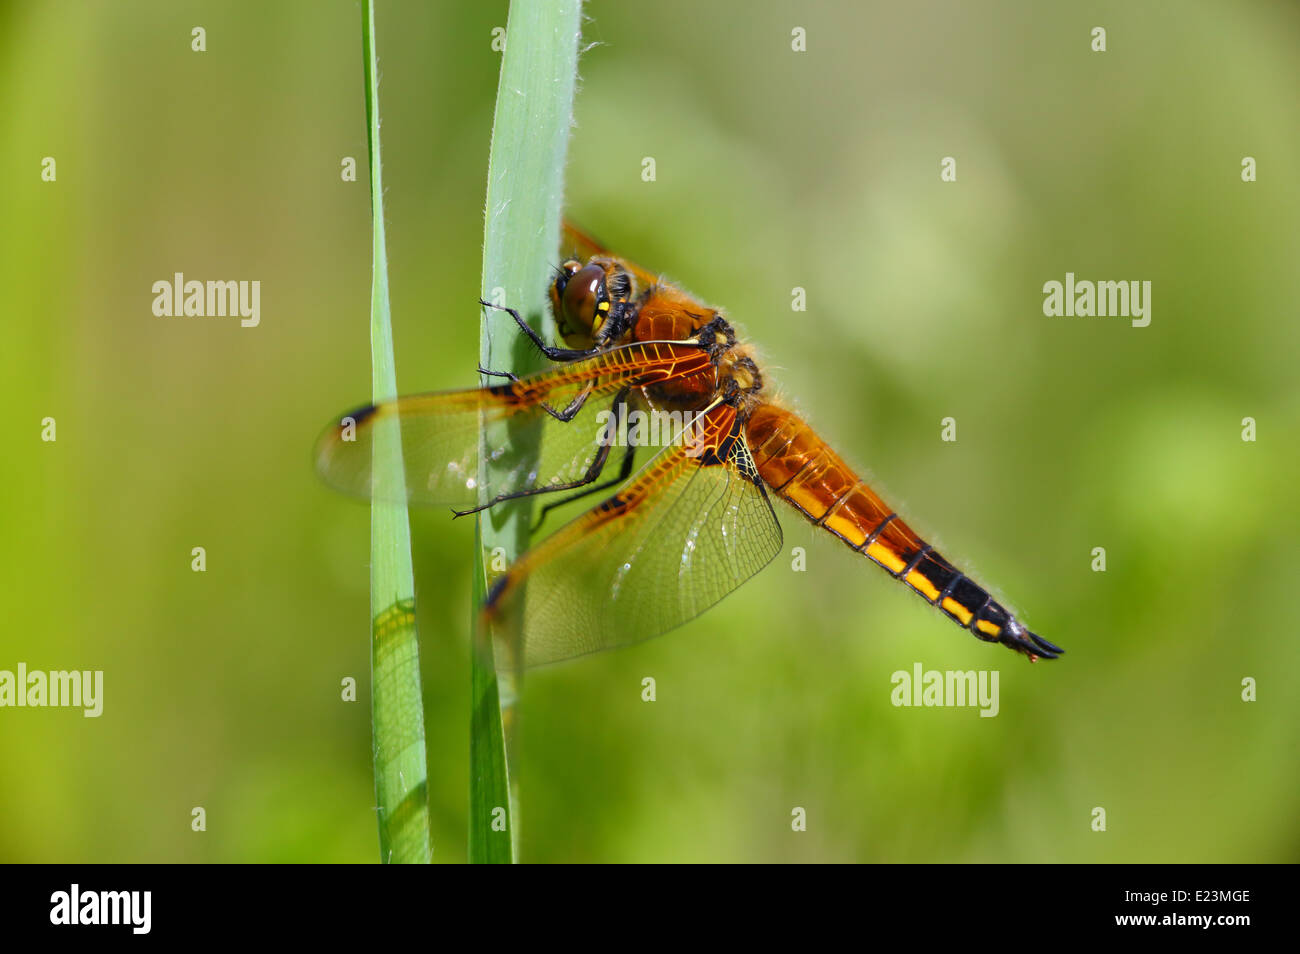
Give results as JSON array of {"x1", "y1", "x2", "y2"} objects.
[
  {"x1": 469, "y1": 0, "x2": 584, "y2": 865},
  {"x1": 362, "y1": 0, "x2": 431, "y2": 865}
]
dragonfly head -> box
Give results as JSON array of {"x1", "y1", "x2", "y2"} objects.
[{"x1": 550, "y1": 259, "x2": 634, "y2": 348}]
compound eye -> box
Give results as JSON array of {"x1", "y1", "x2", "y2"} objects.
[
  {"x1": 551, "y1": 260, "x2": 584, "y2": 304},
  {"x1": 561, "y1": 263, "x2": 606, "y2": 334}
]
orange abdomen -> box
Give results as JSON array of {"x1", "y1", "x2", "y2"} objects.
[{"x1": 744, "y1": 403, "x2": 1059, "y2": 659}]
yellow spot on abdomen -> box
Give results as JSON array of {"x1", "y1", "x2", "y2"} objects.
[
  {"x1": 867, "y1": 542, "x2": 906, "y2": 574},
  {"x1": 976, "y1": 619, "x2": 1001, "y2": 637},
  {"x1": 941, "y1": 598, "x2": 973, "y2": 624},
  {"x1": 823, "y1": 513, "x2": 867, "y2": 547},
  {"x1": 905, "y1": 570, "x2": 939, "y2": 601},
  {"x1": 784, "y1": 485, "x2": 830, "y2": 522}
]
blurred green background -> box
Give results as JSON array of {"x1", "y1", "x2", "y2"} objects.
[{"x1": 2, "y1": 0, "x2": 1296, "y2": 863}]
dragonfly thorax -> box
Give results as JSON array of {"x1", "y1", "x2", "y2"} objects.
[
  {"x1": 694, "y1": 315, "x2": 765, "y2": 410},
  {"x1": 718, "y1": 353, "x2": 765, "y2": 411}
]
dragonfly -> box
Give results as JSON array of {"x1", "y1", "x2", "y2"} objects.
[{"x1": 316, "y1": 222, "x2": 1063, "y2": 669}]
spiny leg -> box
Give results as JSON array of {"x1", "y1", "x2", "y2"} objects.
[
  {"x1": 479, "y1": 367, "x2": 591, "y2": 422},
  {"x1": 450, "y1": 389, "x2": 630, "y2": 519},
  {"x1": 539, "y1": 383, "x2": 593, "y2": 422},
  {"x1": 531, "y1": 397, "x2": 638, "y2": 533},
  {"x1": 476, "y1": 366, "x2": 519, "y2": 382},
  {"x1": 479, "y1": 298, "x2": 599, "y2": 362}
]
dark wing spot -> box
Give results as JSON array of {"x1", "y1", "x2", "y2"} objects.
[{"x1": 344, "y1": 404, "x2": 379, "y2": 427}]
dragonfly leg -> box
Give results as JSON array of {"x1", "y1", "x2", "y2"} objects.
[
  {"x1": 531, "y1": 439, "x2": 637, "y2": 534},
  {"x1": 538, "y1": 384, "x2": 592, "y2": 422},
  {"x1": 531, "y1": 393, "x2": 636, "y2": 532},
  {"x1": 478, "y1": 299, "x2": 600, "y2": 362},
  {"x1": 449, "y1": 390, "x2": 631, "y2": 520},
  {"x1": 478, "y1": 369, "x2": 587, "y2": 420},
  {"x1": 476, "y1": 365, "x2": 519, "y2": 382}
]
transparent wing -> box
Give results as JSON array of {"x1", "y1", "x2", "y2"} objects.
[
  {"x1": 485, "y1": 403, "x2": 783, "y2": 668},
  {"x1": 315, "y1": 340, "x2": 711, "y2": 508}
]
